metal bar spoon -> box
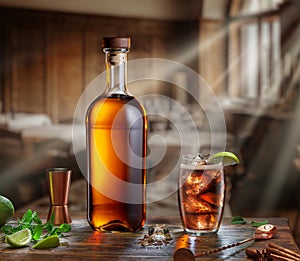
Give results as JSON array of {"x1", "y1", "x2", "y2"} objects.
[{"x1": 174, "y1": 224, "x2": 278, "y2": 261}]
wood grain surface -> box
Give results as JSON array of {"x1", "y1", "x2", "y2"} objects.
[{"x1": 0, "y1": 216, "x2": 299, "y2": 260}]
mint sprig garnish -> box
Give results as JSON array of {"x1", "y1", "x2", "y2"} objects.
[{"x1": 0, "y1": 209, "x2": 71, "y2": 242}]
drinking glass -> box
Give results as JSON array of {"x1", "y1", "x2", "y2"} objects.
[{"x1": 178, "y1": 154, "x2": 225, "y2": 235}]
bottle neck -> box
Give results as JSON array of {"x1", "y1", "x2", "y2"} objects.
[{"x1": 104, "y1": 48, "x2": 130, "y2": 96}]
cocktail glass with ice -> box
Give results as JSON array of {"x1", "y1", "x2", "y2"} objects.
[{"x1": 178, "y1": 154, "x2": 225, "y2": 236}]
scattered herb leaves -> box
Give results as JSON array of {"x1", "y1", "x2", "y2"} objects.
[
  {"x1": 231, "y1": 216, "x2": 270, "y2": 228},
  {"x1": 251, "y1": 220, "x2": 269, "y2": 227},
  {"x1": 0, "y1": 209, "x2": 71, "y2": 243},
  {"x1": 231, "y1": 216, "x2": 247, "y2": 225}
]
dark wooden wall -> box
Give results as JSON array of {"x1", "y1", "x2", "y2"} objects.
[{"x1": 0, "y1": 7, "x2": 198, "y2": 123}]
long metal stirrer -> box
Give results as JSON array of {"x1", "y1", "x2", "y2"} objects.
[{"x1": 195, "y1": 237, "x2": 255, "y2": 257}]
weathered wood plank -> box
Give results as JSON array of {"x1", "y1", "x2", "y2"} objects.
[{"x1": 0, "y1": 216, "x2": 299, "y2": 260}]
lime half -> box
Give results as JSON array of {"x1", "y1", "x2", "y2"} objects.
[
  {"x1": 5, "y1": 228, "x2": 32, "y2": 247},
  {"x1": 208, "y1": 151, "x2": 240, "y2": 166},
  {"x1": 0, "y1": 195, "x2": 15, "y2": 227},
  {"x1": 32, "y1": 235, "x2": 60, "y2": 249}
]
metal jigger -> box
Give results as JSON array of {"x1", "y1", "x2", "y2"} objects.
[{"x1": 46, "y1": 168, "x2": 72, "y2": 225}]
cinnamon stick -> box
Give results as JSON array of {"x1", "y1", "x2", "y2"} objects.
[
  {"x1": 266, "y1": 246, "x2": 300, "y2": 261},
  {"x1": 270, "y1": 253, "x2": 299, "y2": 261},
  {"x1": 266, "y1": 247, "x2": 298, "y2": 261},
  {"x1": 268, "y1": 243, "x2": 300, "y2": 260}
]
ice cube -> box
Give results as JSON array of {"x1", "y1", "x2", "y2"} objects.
[
  {"x1": 139, "y1": 224, "x2": 172, "y2": 247},
  {"x1": 183, "y1": 195, "x2": 213, "y2": 213},
  {"x1": 152, "y1": 224, "x2": 166, "y2": 240},
  {"x1": 184, "y1": 171, "x2": 216, "y2": 196},
  {"x1": 195, "y1": 160, "x2": 207, "y2": 169},
  {"x1": 198, "y1": 169, "x2": 222, "y2": 193},
  {"x1": 184, "y1": 175, "x2": 204, "y2": 195},
  {"x1": 199, "y1": 192, "x2": 223, "y2": 206},
  {"x1": 185, "y1": 214, "x2": 218, "y2": 230},
  {"x1": 204, "y1": 169, "x2": 221, "y2": 180}
]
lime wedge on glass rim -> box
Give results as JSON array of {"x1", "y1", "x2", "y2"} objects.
[
  {"x1": 5, "y1": 228, "x2": 32, "y2": 247},
  {"x1": 32, "y1": 235, "x2": 60, "y2": 249},
  {"x1": 208, "y1": 151, "x2": 240, "y2": 166}
]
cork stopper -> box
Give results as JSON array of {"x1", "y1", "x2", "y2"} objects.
[{"x1": 102, "y1": 37, "x2": 131, "y2": 49}]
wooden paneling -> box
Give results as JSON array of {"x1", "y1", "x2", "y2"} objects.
[
  {"x1": 11, "y1": 25, "x2": 46, "y2": 113},
  {"x1": 83, "y1": 31, "x2": 102, "y2": 87},
  {"x1": 0, "y1": 7, "x2": 198, "y2": 122},
  {"x1": 51, "y1": 29, "x2": 83, "y2": 122}
]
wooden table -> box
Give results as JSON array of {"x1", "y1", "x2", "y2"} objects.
[{"x1": 0, "y1": 215, "x2": 299, "y2": 260}]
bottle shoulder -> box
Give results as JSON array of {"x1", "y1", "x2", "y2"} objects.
[
  {"x1": 87, "y1": 94, "x2": 144, "y2": 112},
  {"x1": 86, "y1": 94, "x2": 146, "y2": 127}
]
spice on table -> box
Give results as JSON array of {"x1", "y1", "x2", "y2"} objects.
[
  {"x1": 267, "y1": 243, "x2": 300, "y2": 261},
  {"x1": 246, "y1": 243, "x2": 300, "y2": 261},
  {"x1": 245, "y1": 248, "x2": 272, "y2": 261}
]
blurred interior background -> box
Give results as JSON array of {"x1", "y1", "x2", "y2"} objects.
[{"x1": 0, "y1": 0, "x2": 299, "y2": 244}]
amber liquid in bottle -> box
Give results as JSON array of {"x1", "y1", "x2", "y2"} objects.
[{"x1": 86, "y1": 37, "x2": 147, "y2": 232}]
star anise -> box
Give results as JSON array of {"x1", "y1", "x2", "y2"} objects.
[{"x1": 246, "y1": 248, "x2": 273, "y2": 261}]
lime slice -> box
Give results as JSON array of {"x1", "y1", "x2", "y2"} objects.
[
  {"x1": 0, "y1": 195, "x2": 15, "y2": 227},
  {"x1": 208, "y1": 151, "x2": 240, "y2": 166},
  {"x1": 32, "y1": 235, "x2": 60, "y2": 249},
  {"x1": 5, "y1": 228, "x2": 32, "y2": 247}
]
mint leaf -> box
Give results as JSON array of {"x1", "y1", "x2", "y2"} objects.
[
  {"x1": 44, "y1": 223, "x2": 71, "y2": 238},
  {"x1": 32, "y1": 211, "x2": 42, "y2": 225},
  {"x1": 251, "y1": 220, "x2": 268, "y2": 227},
  {"x1": 43, "y1": 220, "x2": 54, "y2": 233},
  {"x1": 33, "y1": 224, "x2": 43, "y2": 241},
  {"x1": 231, "y1": 216, "x2": 247, "y2": 225},
  {"x1": 59, "y1": 223, "x2": 71, "y2": 233},
  {"x1": 0, "y1": 224, "x2": 14, "y2": 234},
  {"x1": 21, "y1": 209, "x2": 33, "y2": 224},
  {"x1": 54, "y1": 224, "x2": 71, "y2": 237}
]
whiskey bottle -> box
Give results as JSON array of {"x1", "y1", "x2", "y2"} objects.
[{"x1": 86, "y1": 37, "x2": 147, "y2": 232}]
